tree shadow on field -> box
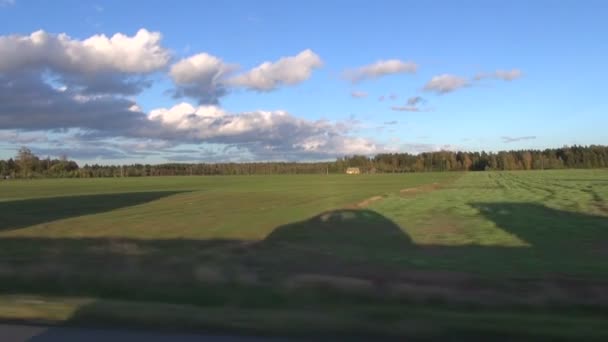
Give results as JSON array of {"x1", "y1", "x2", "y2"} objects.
[
  {"x1": 3, "y1": 205, "x2": 608, "y2": 339},
  {"x1": 264, "y1": 209, "x2": 413, "y2": 260},
  {"x1": 470, "y1": 202, "x2": 608, "y2": 251},
  {"x1": 0, "y1": 191, "x2": 185, "y2": 232}
]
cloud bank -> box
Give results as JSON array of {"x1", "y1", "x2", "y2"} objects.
[
  {"x1": 0, "y1": 28, "x2": 528, "y2": 162},
  {"x1": 0, "y1": 29, "x2": 374, "y2": 161},
  {"x1": 147, "y1": 103, "x2": 379, "y2": 159}
]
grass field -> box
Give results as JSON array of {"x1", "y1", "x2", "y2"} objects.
[{"x1": 1, "y1": 170, "x2": 607, "y2": 340}]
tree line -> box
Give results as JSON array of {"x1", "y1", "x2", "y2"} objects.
[{"x1": 1, "y1": 145, "x2": 607, "y2": 179}]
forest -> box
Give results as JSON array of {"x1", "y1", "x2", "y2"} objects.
[{"x1": 1, "y1": 145, "x2": 607, "y2": 178}]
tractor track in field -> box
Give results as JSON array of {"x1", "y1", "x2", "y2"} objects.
[
  {"x1": 355, "y1": 195, "x2": 384, "y2": 208},
  {"x1": 399, "y1": 182, "x2": 442, "y2": 195},
  {"x1": 354, "y1": 181, "x2": 448, "y2": 208}
]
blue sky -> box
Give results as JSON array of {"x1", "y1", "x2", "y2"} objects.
[{"x1": 0, "y1": 0, "x2": 606, "y2": 164}]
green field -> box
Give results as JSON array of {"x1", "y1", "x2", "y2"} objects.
[{"x1": 1, "y1": 170, "x2": 608, "y2": 340}]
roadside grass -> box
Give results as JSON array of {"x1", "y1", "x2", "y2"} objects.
[
  {"x1": 2, "y1": 294, "x2": 608, "y2": 341},
  {"x1": 1, "y1": 170, "x2": 607, "y2": 339}
]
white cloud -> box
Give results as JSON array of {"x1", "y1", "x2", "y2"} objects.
[
  {"x1": 169, "y1": 53, "x2": 237, "y2": 104},
  {"x1": 147, "y1": 103, "x2": 321, "y2": 142},
  {"x1": 0, "y1": 29, "x2": 170, "y2": 96},
  {"x1": 0, "y1": 29, "x2": 382, "y2": 161},
  {"x1": 0, "y1": 29, "x2": 169, "y2": 74},
  {"x1": 423, "y1": 74, "x2": 469, "y2": 94},
  {"x1": 343, "y1": 59, "x2": 417, "y2": 83},
  {"x1": 475, "y1": 69, "x2": 522, "y2": 81},
  {"x1": 228, "y1": 49, "x2": 322, "y2": 91},
  {"x1": 148, "y1": 102, "x2": 226, "y2": 129},
  {"x1": 170, "y1": 49, "x2": 322, "y2": 103},
  {"x1": 169, "y1": 53, "x2": 235, "y2": 85},
  {"x1": 423, "y1": 70, "x2": 521, "y2": 95},
  {"x1": 147, "y1": 102, "x2": 379, "y2": 158},
  {"x1": 350, "y1": 91, "x2": 368, "y2": 98}
]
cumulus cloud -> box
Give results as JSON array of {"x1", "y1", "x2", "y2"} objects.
[
  {"x1": 475, "y1": 69, "x2": 522, "y2": 81},
  {"x1": 228, "y1": 49, "x2": 322, "y2": 91},
  {"x1": 343, "y1": 59, "x2": 417, "y2": 83},
  {"x1": 423, "y1": 74, "x2": 469, "y2": 94},
  {"x1": 2, "y1": 93, "x2": 383, "y2": 161},
  {"x1": 350, "y1": 91, "x2": 368, "y2": 98},
  {"x1": 501, "y1": 136, "x2": 536, "y2": 143},
  {"x1": 0, "y1": 29, "x2": 169, "y2": 74},
  {"x1": 169, "y1": 53, "x2": 237, "y2": 104},
  {"x1": 0, "y1": 29, "x2": 379, "y2": 161},
  {"x1": 0, "y1": 29, "x2": 170, "y2": 95},
  {"x1": 170, "y1": 49, "x2": 322, "y2": 103},
  {"x1": 147, "y1": 102, "x2": 379, "y2": 159},
  {"x1": 0, "y1": 73, "x2": 381, "y2": 161},
  {"x1": 0, "y1": 73, "x2": 153, "y2": 132}
]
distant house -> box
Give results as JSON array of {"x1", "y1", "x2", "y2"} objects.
[{"x1": 346, "y1": 167, "x2": 361, "y2": 175}]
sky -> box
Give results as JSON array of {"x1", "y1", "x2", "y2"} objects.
[{"x1": 0, "y1": 0, "x2": 606, "y2": 164}]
